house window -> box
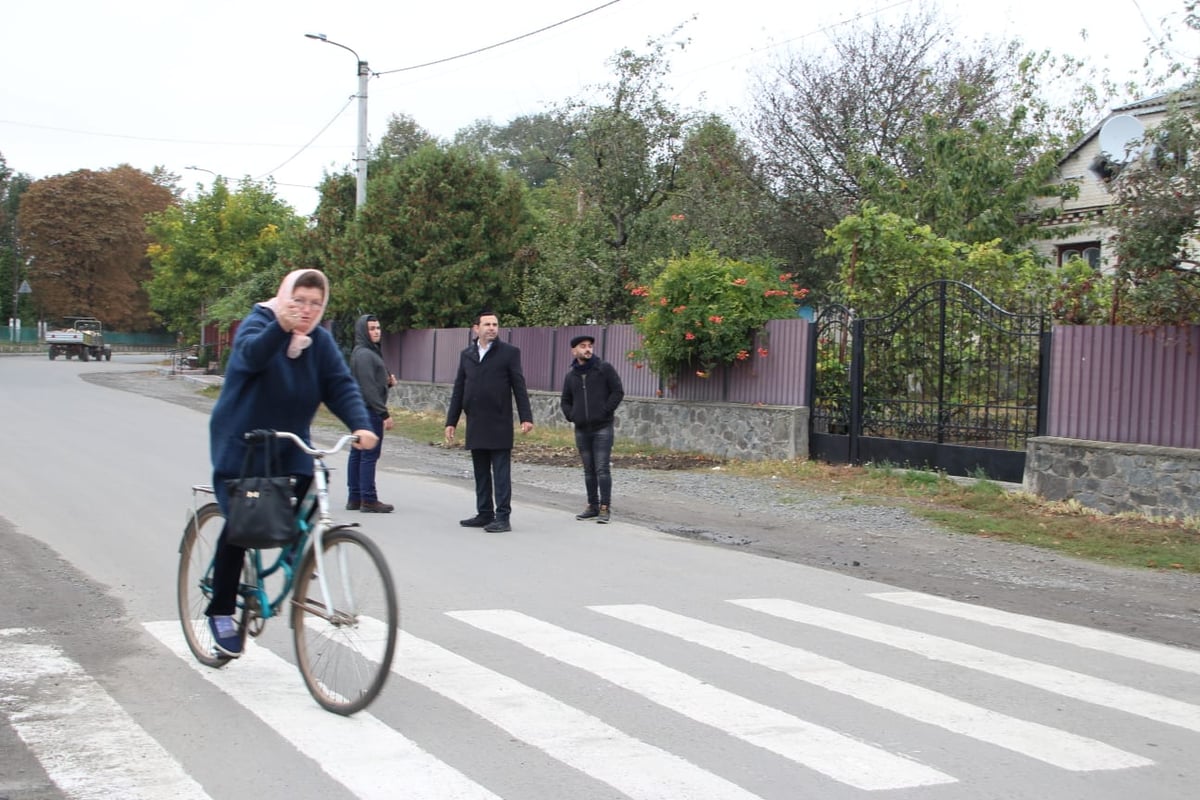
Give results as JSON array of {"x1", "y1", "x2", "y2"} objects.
[{"x1": 1058, "y1": 243, "x2": 1101, "y2": 269}]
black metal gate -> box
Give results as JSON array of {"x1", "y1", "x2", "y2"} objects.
[
  {"x1": 808, "y1": 281, "x2": 1049, "y2": 482},
  {"x1": 808, "y1": 303, "x2": 855, "y2": 465}
]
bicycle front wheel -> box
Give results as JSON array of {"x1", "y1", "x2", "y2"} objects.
[
  {"x1": 290, "y1": 528, "x2": 398, "y2": 715},
  {"x1": 177, "y1": 502, "x2": 231, "y2": 668}
]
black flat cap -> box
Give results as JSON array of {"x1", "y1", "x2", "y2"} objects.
[{"x1": 570, "y1": 334, "x2": 595, "y2": 348}]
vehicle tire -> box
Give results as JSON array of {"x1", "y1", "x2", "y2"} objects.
[
  {"x1": 290, "y1": 528, "x2": 398, "y2": 715},
  {"x1": 78, "y1": 348, "x2": 88, "y2": 362},
  {"x1": 177, "y1": 502, "x2": 239, "y2": 668}
]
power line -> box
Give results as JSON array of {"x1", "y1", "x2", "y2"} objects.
[
  {"x1": 265, "y1": 2, "x2": 624, "y2": 187},
  {"x1": 256, "y1": 97, "x2": 356, "y2": 180},
  {"x1": 0, "y1": 118, "x2": 343, "y2": 149},
  {"x1": 374, "y1": 0, "x2": 623, "y2": 76}
]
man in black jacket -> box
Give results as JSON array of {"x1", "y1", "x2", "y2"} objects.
[
  {"x1": 347, "y1": 314, "x2": 396, "y2": 513},
  {"x1": 560, "y1": 333, "x2": 625, "y2": 523},
  {"x1": 444, "y1": 311, "x2": 534, "y2": 533}
]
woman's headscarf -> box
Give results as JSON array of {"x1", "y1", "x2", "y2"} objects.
[{"x1": 259, "y1": 269, "x2": 329, "y2": 358}]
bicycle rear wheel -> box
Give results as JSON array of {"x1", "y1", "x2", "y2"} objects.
[
  {"x1": 177, "y1": 502, "x2": 233, "y2": 667},
  {"x1": 290, "y1": 528, "x2": 398, "y2": 715}
]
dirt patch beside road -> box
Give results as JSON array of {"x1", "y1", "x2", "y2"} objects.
[{"x1": 85, "y1": 369, "x2": 1200, "y2": 650}]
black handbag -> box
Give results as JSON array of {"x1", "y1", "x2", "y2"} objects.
[{"x1": 224, "y1": 431, "x2": 297, "y2": 549}]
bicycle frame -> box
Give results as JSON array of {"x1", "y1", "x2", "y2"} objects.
[{"x1": 189, "y1": 431, "x2": 361, "y2": 632}]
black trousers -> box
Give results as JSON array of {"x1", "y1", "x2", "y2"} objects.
[
  {"x1": 206, "y1": 474, "x2": 311, "y2": 617},
  {"x1": 471, "y1": 448, "x2": 512, "y2": 520}
]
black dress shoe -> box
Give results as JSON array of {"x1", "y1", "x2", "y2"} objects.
[
  {"x1": 459, "y1": 514, "x2": 494, "y2": 527},
  {"x1": 483, "y1": 518, "x2": 511, "y2": 533}
]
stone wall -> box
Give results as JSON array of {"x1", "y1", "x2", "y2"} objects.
[
  {"x1": 390, "y1": 380, "x2": 808, "y2": 462},
  {"x1": 1024, "y1": 436, "x2": 1200, "y2": 522}
]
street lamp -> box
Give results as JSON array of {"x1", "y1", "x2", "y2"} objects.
[
  {"x1": 305, "y1": 33, "x2": 369, "y2": 210},
  {"x1": 185, "y1": 165, "x2": 224, "y2": 191}
]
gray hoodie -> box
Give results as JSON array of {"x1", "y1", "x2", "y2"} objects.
[{"x1": 350, "y1": 314, "x2": 390, "y2": 419}]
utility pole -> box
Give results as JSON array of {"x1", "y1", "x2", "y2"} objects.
[
  {"x1": 354, "y1": 57, "x2": 369, "y2": 210},
  {"x1": 306, "y1": 34, "x2": 369, "y2": 210}
]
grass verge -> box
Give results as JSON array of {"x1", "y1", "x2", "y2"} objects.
[{"x1": 722, "y1": 457, "x2": 1200, "y2": 573}]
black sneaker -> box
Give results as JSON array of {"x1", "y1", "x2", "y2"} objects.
[
  {"x1": 208, "y1": 614, "x2": 242, "y2": 657},
  {"x1": 345, "y1": 499, "x2": 361, "y2": 511},
  {"x1": 576, "y1": 505, "x2": 599, "y2": 520},
  {"x1": 597, "y1": 505, "x2": 611, "y2": 524},
  {"x1": 460, "y1": 514, "x2": 494, "y2": 527},
  {"x1": 483, "y1": 518, "x2": 512, "y2": 533}
]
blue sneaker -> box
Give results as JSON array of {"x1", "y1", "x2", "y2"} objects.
[{"x1": 208, "y1": 614, "x2": 242, "y2": 658}]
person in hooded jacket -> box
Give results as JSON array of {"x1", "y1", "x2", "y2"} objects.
[
  {"x1": 206, "y1": 269, "x2": 376, "y2": 658},
  {"x1": 560, "y1": 333, "x2": 624, "y2": 523},
  {"x1": 346, "y1": 314, "x2": 396, "y2": 513}
]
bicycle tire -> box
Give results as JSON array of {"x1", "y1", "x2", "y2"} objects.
[
  {"x1": 290, "y1": 527, "x2": 398, "y2": 715},
  {"x1": 176, "y1": 502, "x2": 234, "y2": 668}
]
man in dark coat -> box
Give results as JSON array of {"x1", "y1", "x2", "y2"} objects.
[
  {"x1": 444, "y1": 310, "x2": 534, "y2": 533},
  {"x1": 560, "y1": 333, "x2": 625, "y2": 523}
]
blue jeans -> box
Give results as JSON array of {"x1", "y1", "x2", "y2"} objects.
[
  {"x1": 346, "y1": 411, "x2": 385, "y2": 503},
  {"x1": 575, "y1": 424, "x2": 614, "y2": 507}
]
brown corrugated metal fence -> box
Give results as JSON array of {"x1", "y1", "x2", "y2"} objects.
[{"x1": 1047, "y1": 325, "x2": 1199, "y2": 449}]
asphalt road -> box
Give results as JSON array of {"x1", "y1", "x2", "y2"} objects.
[
  {"x1": 2, "y1": 355, "x2": 1199, "y2": 800},
  {"x1": 88, "y1": 359, "x2": 1200, "y2": 653}
]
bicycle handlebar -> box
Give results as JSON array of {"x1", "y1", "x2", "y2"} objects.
[{"x1": 242, "y1": 429, "x2": 358, "y2": 457}]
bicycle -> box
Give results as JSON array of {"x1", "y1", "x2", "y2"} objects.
[{"x1": 176, "y1": 430, "x2": 398, "y2": 715}]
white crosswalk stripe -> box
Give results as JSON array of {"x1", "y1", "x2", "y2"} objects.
[
  {"x1": 447, "y1": 609, "x2": 956, "y2": 791},
  {"x1": 9, "y1": 591, "x2": 1193, "y2": 799},
  {"x1": 0, "y1": 629, "x2": 213, "y2": 800},
  {"x1": 142, "y1": 621, "x2": 501, "y2": 800},
  {"x1": 733, "y1": 597, "x2": 1200, "y2": 733},
  {"x1": 368, "y1": 622, "x2": 767, "y2": 800},
  {"x1": 870, "y1": 590, "x2": 1200, "y2": 676},
  {"x1": 590, "y1": 603, "x2": 1152, "y2": 771}
]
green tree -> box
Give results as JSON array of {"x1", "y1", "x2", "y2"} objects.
[
  {"x1": 745, "y1": 5, "x2": 1117, "y2": 296},
  {"x1": 857, "y1": 104, "x2": 1072, "y2": 248},
  {"x1": 19, "y1": 165, "x2": 174, "y2": 330},
  {"x1": 518, "y1": 178, "x2": 613, "y2": 326},
  {"x1": 823, "y1": 203, "x2": 1053, "y2": 316},
  {"x1": 0, "y1": 154, "x2": 33, "y2": 323},
  {"x1": 657, "y1": 116, "x2": 774, "y2": 262},
  {"x1": 453, "y1": 113, "x2": 572, "y2": 189},
  {"x1": 332, "y1": 144, "x2": 534, "y2": 330},
  {"x1": 145, "y1": 177, "x2": 300, "y2": 337},
  {"x1": 748, "y1": 7, "x2": 1018, "y2": 227},
  {"x1": 371, "y1": 113, "x2": 437, "y2": 171},
  {"x1": 545, "y1": 32, "x2": 690, "y2": 322}
]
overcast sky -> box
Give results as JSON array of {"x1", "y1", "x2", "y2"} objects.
[{"x1": 1, "y1": 0, "x2": 1188, "y2": 214}]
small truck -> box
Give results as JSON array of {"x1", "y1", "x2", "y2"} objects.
[{"x1": 46, "y1": 317, "x2": 113, "y2": 362}]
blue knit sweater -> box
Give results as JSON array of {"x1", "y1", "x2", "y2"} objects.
[{"x1": 209, "y1": 304, "x2": 371, "y2": 489}]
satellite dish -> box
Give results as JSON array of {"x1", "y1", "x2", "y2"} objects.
[{"x1": 1097, "y1": 114, "x2": 1146, "y2": 163}]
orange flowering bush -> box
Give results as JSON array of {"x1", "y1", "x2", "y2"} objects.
[{"x1": 628, "y1": 250, "x2": 808, "y2": 375}]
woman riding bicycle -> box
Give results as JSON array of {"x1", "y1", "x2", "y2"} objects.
[{"x1": 206, "y1": 268, "x2": 377, "y2": 657}]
